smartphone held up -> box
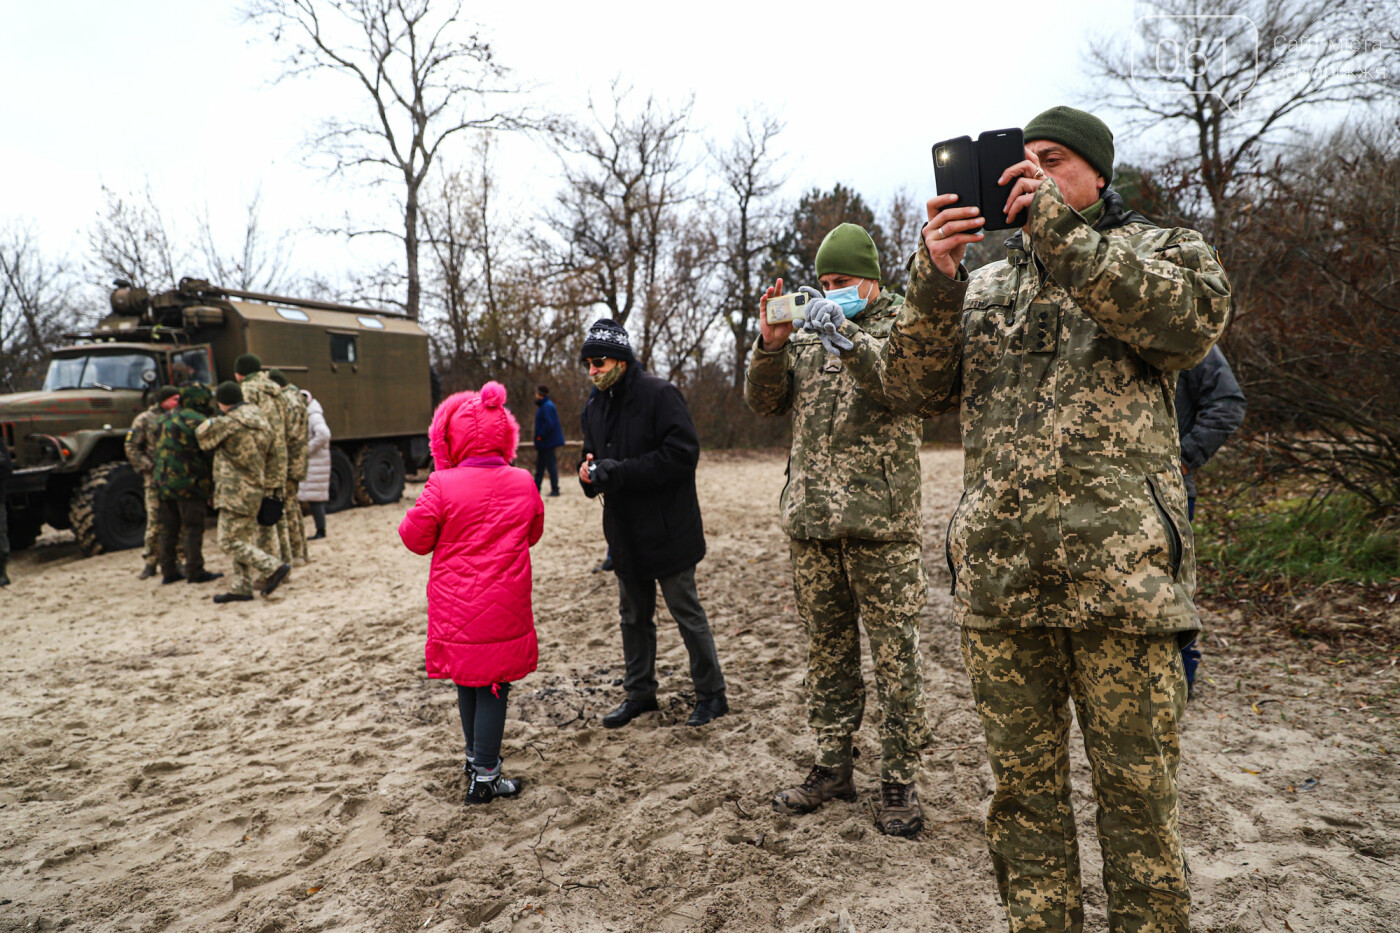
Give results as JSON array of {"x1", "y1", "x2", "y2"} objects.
[
  {"x1": 765, "y1": 291, "x2": 810, "y2": 326},
  {"x1": 932, "y1": 128, "x2": 1026, "y2": 232}
]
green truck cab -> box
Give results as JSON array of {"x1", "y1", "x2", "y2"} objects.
[{"x1": 1, "y1": 278, "x2": 434, "y2": 555}]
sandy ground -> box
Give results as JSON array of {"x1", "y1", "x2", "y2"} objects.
[{"x1": 1, "y1": 448, "x2": 1397, "y2": 933}]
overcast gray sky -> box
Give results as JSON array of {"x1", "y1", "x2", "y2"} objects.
[{"x1": 0, "y1": 0, "x2": 1141, "y2": 293}]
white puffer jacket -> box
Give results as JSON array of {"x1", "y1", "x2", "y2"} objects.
[{"x1": 299, "y1": 396, "x2": 332, "y2": 502}]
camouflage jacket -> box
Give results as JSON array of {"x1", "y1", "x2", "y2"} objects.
[
  {"x1": 279, "y1": 384, "x2": 310, "y2": 483},
  {"x1": 154, "y1": 408, "x2": 212, "y2": 501},
  {"x1": 195, "y1": 403, "x2": 272, "y2": 515},
  {"x1": 745, "y1": 291, "x2": 936, "y2": 543},
  {"x1": 239, "y1": 372, "x2": 287, "y2": 490},
  {"x1": 124, "y1": 405, "x2": 163, "y2": 479},
  {"x1": 846, "y1": 181, "x2": 1231, "y2": 634}
]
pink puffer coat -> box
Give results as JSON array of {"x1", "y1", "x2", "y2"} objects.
[{"x1": 398, "y1": 383, "x2": 544, "y2": 687}]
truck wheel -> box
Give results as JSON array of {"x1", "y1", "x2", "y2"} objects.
[
  {"x1": 5, "y1": 507, "x2": 44, "y2": 551},
  {"x1": 327, "y1": 447, "x2": 355, "y2": 514},
  {"x1": 69, "y1": 462, "x2": 146, "y2": 556},
  {"x1": 354, "y1": 442, "x2": 405, "y2": 506}
]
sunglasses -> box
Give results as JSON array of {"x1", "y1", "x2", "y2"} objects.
[{"x1": 583, "y1": 357, "x2": 614, "y2": 368}]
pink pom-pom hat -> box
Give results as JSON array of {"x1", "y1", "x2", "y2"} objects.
[{"x1": 428, "y1": 381, "x2": 520, "y2": 467}]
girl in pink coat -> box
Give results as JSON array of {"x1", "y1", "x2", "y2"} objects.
[{"x1": 399, "y1": 381, "x2": 544, "y2": 803}]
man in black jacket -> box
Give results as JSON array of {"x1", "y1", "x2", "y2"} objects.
[
  {"x1": 1176, "y1": 344, "x2": 1246, "y2": 697},
  {"x1": 577, "y1": 319, "x2": 728, "y2": 728}
]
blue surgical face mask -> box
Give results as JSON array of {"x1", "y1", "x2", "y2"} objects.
[{"x1": 825, "y1": 282, "x2": 869, "y2": 318}]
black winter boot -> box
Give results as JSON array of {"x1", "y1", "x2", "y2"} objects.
[{"x1": 465, "y1": 762, "x2": 523, "y2": 804}]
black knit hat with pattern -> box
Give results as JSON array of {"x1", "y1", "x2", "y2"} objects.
[{"x1": 580, "y1": 318, "x2": 636, "y2": 365}]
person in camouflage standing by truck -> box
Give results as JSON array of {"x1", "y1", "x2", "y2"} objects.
[
  {"x1": 233, "y1": 354, "x2": 291, "y2": 570},
  {"x1": 125, "y1": 385, "x2": 180, "y2": 578},
  {"x1": 831, "y1": 107, "x2": 1231, "y2": 932},
  {"x1": 745, "y1": 224, "x2": 935, "y2": 839},
  {"x1": 153, "y1": 384, "x2": 223, "y2": 586},
  {"x1": 269, "y1": 370, "x2": 311, "y2": 562},
  {"x1": 196, "y1": 381, "x2": 290, "y2": 604}
]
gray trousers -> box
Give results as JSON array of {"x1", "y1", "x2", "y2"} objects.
[{"x1": 617, "y1": 566, "x2": 726, "y2": 702}]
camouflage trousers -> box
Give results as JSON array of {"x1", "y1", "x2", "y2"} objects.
[
  {"x1": 286, "y1": 480, "x2": 308, "y2": 562},
  {"x1": 790, "y1": 537, "x2": 932, "y2": 784},
  {"x1": 142, "y1": 481, "x2": 163, "y2": 567},
  {"x1": 960, "y1": 627, "x2": 1190, "y2": 933},
  {"x1": 218, "y1": 510, "x2": 283, "y2": 596},
  {"x1": 255, "y1": 493, "x2": 293, "y2": 569}
]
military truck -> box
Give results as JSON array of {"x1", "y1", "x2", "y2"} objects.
[{"x1": 1, "y1": 278, "x2": 434, "y2": 556}]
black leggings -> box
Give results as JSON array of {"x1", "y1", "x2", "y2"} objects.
[{"x1": 457, "y1": 682, "x2": 511, "y2": 770}]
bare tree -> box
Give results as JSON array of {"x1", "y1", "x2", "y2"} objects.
[
  {"x1": 711, "y1": 112, "x2": 787, "y2": 386},
  {"x1": 539, "y1": 86, "x2": 702, "y2": 370},
  {"x1": 87, "y1": 183, "x2": 182, "y2": 291},
  {"x1": 245, "y1": 0, "x2": 534, "y2": 320},
  {"x1": 1087, "y1": 0, "x2": 1399, "y2": 254},
  {"x1": 1, "y1": 225, "x2": 81, "y2": 392},
  {"x1": 195, "y1": 190, "x2": 294, "y2": 292},
  {"x1": 881, "y1": 187, "x2": 922, "y2": 292},
  {"x1": 421, "y1": 138, "x2": 591, "y2": 394}
]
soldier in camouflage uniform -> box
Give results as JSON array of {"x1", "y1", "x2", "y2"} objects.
[
  {"x1": 270, "y1": 370, "x2": 311, "y2": 562},
  {"x1": 745, "y1": 224, "x2": 935, "y2": 839},
  {"x1": 196, "y1": 381, "x2": 290, "y2": 604},
  {"x1": 125, "y1": 385, "x2": 180, "y2": 577},
  {"x1": 233, "y1": 354, "x2": 292, "y2": 572},
  {"x1": 834, "y1": 107, "x2": 1230, "y2": 932},
  {"x1": 153, "y1": 384, "x2": 222, "y2": 585}
]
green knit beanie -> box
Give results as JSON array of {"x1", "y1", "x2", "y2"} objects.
[
  {"x1": 157, "y1": 385, "x2": 180, "y2": 402},
  {"x1": 1024, "y1": 106, "x2": 1115, "y2": 184},
  {"x1": 268, "y1": 369, "x2": 288, "y2": 387},
  {"x1": 815, "y1": 224, "x2": 882, "y2": 283},
  {"x1": 234, "y1": 353, "x2": 262, "y2": 377},
  {"x1": 216, "y1": 381, "x2": 243, "y2": 406}
]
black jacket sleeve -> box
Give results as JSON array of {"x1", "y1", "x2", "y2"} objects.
[
  {"x1": 0, "y1": 440, "x2": 12, "y2": 488},
  {"x1": 579, "y1": 393, "x2": 600, "y2": 498},
  {"x1": 607, "y1": 383, "x2": 700, "y2": 493},
  {"x1": 1178, "y1": 345, "x2": 1247, "y2": 470}
]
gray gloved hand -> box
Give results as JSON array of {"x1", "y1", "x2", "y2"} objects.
[{"x1": 798, "y1": 286, "x2": 854, "y2": 356}]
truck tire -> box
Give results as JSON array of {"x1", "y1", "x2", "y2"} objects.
[
  {"x1": 354, "y1": 442, "x2": 405, "y2": 506},
  {"x1": 5, "y1": 507, "x2": 44, "y2": 551},
  {"x1": 327, "y1": 447, "x2": 355, "y2": 514},
  {"x1": 69, "y1": 462, "x2": 146, "y2": 556}
]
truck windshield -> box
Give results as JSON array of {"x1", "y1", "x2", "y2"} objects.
[{"x1": 42, "y1": 353, "x2": 157, "y2": 391}]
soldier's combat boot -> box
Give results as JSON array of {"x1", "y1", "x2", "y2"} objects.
[
  {"x1": 772, "y1": 762, "x2": 856, "y2": 814},
  {"x1": 464, "y1": 761, "x2": 523, "y2": 804},
  {"x1": 875, "y1": 781, "x2": 922, "y2": 838},
  {"x1": 213, "y1": 592, "x2": 255, "y2": 604},
  {"x1": 0, "y1": 558, "x2": 9, "y2": 587},
  {"x1": 138, "y1": 563, "x2": 157, "y2": 580},
  {"x1": 261, "y1": 562, "x2": 291, "y2": 596}
]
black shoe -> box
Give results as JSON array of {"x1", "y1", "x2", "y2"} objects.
[
  {"x1": 686, "y1": 695, "x2": 729, "y2": 727},
  {"x1": 465, "y1": 767, "x2": 523, "y2": 804},
  {"x1": 213, "y1": 592, "x2": 255, "y2": 604},
  {"x1": 261, "y1": 562, "x2": 291, "y2": 596},
  {"x1": 548, "y1": 490, "x2": 560, "y2": 497},
  {"x1": 602, "y1": 696, "x2": 659, "y2": 728},
  {"x1": 160, "y1": 572, "x2": 186, "y2": 585},
  {"x1": 592, "y1": 555, "x2": 614, "y2": 574},
  {"x1": 0, "y1": 568, "x2": 9, "y2": 587},
  {"x1": 138, "y1": 565, "x2": 157, "y2": 580},
  {"x1": 187, "y1": 571, "x2": 224, "y2": 584},
  {"x1": 309, "y1": 531, "x2": 326, "y2": 540}
]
